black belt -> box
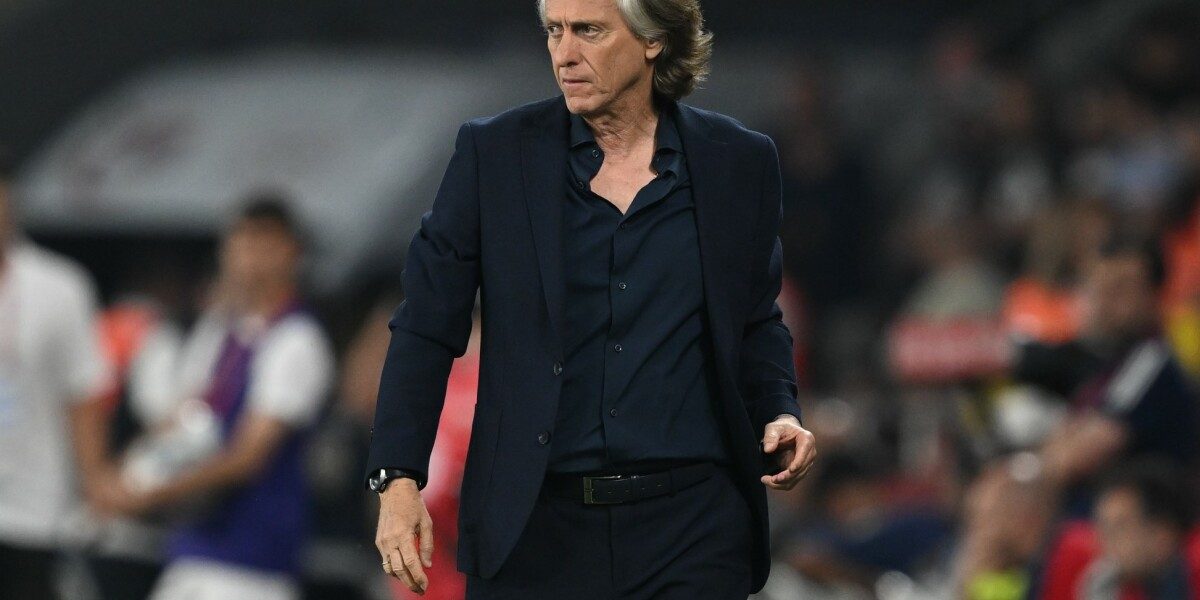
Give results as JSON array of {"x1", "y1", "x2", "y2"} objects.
[{"x1": 543, "y1": 462, "x2": 718, "y2": 505}]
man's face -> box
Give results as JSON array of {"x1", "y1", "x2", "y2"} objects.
[
  {"x1": 219, "y1": 218, "x2": 299, "y2": 288},
  {"x1": 543, "y1": 0, "x2": 662, "y2": 116},
  {"x1": 1083, "y1": 254, "x2": 1157, "y2": 342},
  {"x1": 1095, "y1": 487, "x2": 1178, "y2": 579}
]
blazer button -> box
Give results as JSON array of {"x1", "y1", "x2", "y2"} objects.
[
  {"x1": 552, "y1": 361, "x2": 563, "y2": 376},
  {"x1": 537, "y1": 431, "x2": 551, "y2": 445}
]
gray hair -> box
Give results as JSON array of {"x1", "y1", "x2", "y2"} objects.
[{"x1": 537, "y1": 0, "x2": 713, "y2": 101}]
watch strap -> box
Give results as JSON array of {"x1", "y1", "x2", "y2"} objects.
[{"x1": 367, "y1": 467, "x2": 426, "y2": 492}]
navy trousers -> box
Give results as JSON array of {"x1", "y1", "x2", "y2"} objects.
[{"x1": 465, "y1": 464, "x2": 755, "y2": 599}]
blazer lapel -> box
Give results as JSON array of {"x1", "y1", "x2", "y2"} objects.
[
  {"x1": 674, "y1": 102, "x2": 736, "y2": 365},
  {"x1": 521, "y1": 97, "x2": 571, "y2": 360}
]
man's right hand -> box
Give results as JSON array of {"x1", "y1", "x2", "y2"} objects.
[{"x1": 375, "y1": 478, "x2": 434, "y2": 595}]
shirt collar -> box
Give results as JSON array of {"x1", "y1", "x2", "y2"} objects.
[{"x1": 568, "y1": 106, "x2": 683, "y2": 155}]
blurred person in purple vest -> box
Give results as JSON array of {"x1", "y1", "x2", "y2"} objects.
[{"x1": 95, "y1": 195, "x2": 335, "y2": 600}]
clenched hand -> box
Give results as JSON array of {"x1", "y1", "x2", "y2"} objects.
[
  {"x1": 760, "y1": 414, "x2": 817, "y2": 490},
  {"x1": 375, "y1": 479, "x2": 434, "y2": 595}
]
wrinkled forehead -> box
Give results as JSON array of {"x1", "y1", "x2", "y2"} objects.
[{"x1": 541, "y1": 0, "x2": 621, "y2": 24}]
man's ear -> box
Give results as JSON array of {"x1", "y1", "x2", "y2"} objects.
[{"x1": 645, "y1": 39, "x2": 664, "y2": 61}]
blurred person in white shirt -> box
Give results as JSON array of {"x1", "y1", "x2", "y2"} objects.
[
  {"x1": 94, "y1": 194, "x2": 335, "y2": 600},
  {"x1": 0, "y1": 146, "x2": 114, "y2": 600}
]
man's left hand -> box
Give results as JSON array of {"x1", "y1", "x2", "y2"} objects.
[{"x1": 760, "y1": 414, "x2": 816, "y2": 490}]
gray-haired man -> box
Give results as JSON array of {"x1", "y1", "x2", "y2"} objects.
[{"x1": 367, "y1": 1, "x2": 816, "y2": 597}]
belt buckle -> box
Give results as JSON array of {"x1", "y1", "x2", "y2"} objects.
[{"x1": 582, "y1": 474, "x2": 624, "y2": 505}]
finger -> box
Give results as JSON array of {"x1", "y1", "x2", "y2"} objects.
[
  {"x1": 760, "y1": 473, "x2": 789, "y2": 490},
  {"x1": 786, "y1": 446, "x2": 805, "y2": 473},
  {"x1": 762, "y1": 458, "x2": 805, "y2": 489},
  {"x1": 781, "y1": 454, "x2": 817, "y2": 487},
  {"x1": 388, "y1": 546, "x2": 415, "y2": 590},
  {"x1": 418, "y1": 516, "x2": 435, "y2": 569},
  {"x1": 761, "y1": 427, "x2": 782, "y2": 453},
  {"x1": 797, "y1": 440, "x2": 818, "y2": 472},
  {"x1": 764, "y1": 448, "x2": 794, "y2": 478},
  {"x1": 398, "y1": 532, "x2": 428, "y2": 594},
  {"x1": 794, "y1": 461, "x2": 814, "y2": 480}
]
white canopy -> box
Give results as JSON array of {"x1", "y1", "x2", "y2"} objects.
[{"x1": 15, "y1": 47, "x2": 552, "y2": 293}]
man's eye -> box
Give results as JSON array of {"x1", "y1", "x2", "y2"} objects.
[
  {"x1": 545, "y1": 25, "x2": 562, "y2": 36},
  {"x1": 581, "y1": 25, "x2": 599, "y2": 35}
]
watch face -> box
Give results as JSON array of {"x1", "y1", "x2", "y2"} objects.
[{"x1": 368, "y1": 470, "x2": 386, "y2": 492}]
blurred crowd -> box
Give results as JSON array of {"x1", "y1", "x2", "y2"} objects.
[
  {"x1": 757, "y1": 3, "x2": 1200, "y2": 599},
  {"x1": 2, "y1": 2, "x2": 1200, "y2": 600}
]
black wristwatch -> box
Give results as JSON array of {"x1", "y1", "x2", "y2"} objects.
[{"x1": 366, "y1": 468, "x2": 426, "y2": 493}]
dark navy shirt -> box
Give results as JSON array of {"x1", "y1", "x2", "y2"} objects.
[{"x1": 547, "y1": 106, "x2": 731, "y2": 474}]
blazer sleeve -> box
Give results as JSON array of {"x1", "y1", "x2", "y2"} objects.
[
  {"x1": 737, "y1": 135, "x2": 803, "y2": 434},
  {"x1": 364, "y1": 122, "x2": 482, "y2": 486}
]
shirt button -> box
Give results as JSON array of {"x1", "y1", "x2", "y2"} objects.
[
  {"x1": 576, "y1": 179, "x2": 585, "y2": 188},
  {"x1": 613, "y1": 343, "x2": 623, "y2": 352},
  {"x1": 618, "y1": 222, "x2": 627, "y2": 229},
  {"x1": 609, "y1": 408, "x2": 618, "y2": 417},
  {"x1": 537, "y1": 431, "x2": 551, "y2": 445},
  {"x1": 591, "y1": 149, "x2": 600, "y2": 159},
  {"x1": 617, "y1": 282, "x2": 627, "y2": 290},
  {"x1": 552, "y1": 361, "x2": 562, "y2": 375}
]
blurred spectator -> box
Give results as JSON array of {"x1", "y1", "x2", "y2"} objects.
[
  {"x1": 1081, "y1": 460, "x2": 1199, "y2": 599},
  {"x1": 1036, "y1": 459, "x2": 1200, "y2": 600},
  {"x1": 1018, "y1": 235, "x2": 1198, "y2": 481},
  {"x1": 0, "y1": 145, "x2": 114, "y2": 599},
  {"x1": 95, "y1": 194, "x2": 335, "y2": 600},
  {"x1": 960, "y1": 234, "x2": 1200, "y2": 599}
]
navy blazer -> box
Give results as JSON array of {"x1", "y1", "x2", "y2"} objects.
[{"x1": 366, "y1": 94, "x2": 802, "y2": 592}]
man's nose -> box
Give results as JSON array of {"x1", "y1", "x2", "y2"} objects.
[{"x1": 551, "y1": 32, "x2": 581, "y2": 67}]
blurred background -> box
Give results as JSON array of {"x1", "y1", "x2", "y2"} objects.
[{"x1": 2, "y1": 0, "x2": 1200, "y2": 598}]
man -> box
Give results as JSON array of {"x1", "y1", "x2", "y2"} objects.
[
  {"x1": 0, "y1": 146, "x2": 113, "y2": 600},
  {"x1": 1011, "y1": 236, "x2": 1198, "y2": 496},
  {"x1": 1081, "y1": 460, "x2": 1198, "y2": 599},
  {"x1": 365, "y1": 0, "x2": 817, "y2": 598},
  {"x1": 959, "y1": 236, "x2": 1200, "y2": 598},
  {"x1": 97, "y1": 196, "x2": 335, "y2": 600}
]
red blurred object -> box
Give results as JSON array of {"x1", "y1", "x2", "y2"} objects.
[
  {"x1": 95, "y1": 301, "x2": 162, "y2": 410},
  {"x1": 1163, "y1": 200, "x2": 1200, "y2": 313},
  {"x1": 887, "y1": 317, "x2": 1010, "y2": 384},
  {"x1": 1038, "y1": 520, "x2": 1099, "y2": 600}
]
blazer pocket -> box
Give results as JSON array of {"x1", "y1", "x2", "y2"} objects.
[{"x1": 459, "y1": 400, "x2": 503, "y2": 532}]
